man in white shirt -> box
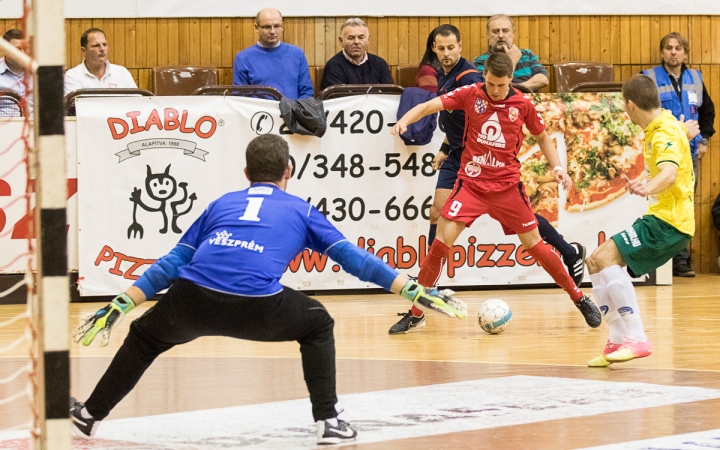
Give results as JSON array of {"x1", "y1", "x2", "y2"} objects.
[
  {"x1": 64, "y1": 28, "x2": 137, "y2": 96},
  {"x1": 0, "y1": 28, "x2": 32, "y2": 116}
]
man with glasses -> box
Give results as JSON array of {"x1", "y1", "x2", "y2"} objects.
[{"x1": 232, "y1": 8, "x2": 314, "y2": 99}]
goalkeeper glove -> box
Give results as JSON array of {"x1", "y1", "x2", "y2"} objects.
[
  {"x1": 72, "y1": 293, "x2": 136, "y2": 347},
  {"x1": 400, "y1": 280, "x2": 467, "y2": 319}
]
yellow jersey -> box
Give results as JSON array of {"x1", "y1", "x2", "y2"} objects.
[{"x1": 642, "y1": 109, "x2": 694, "y2": 236}]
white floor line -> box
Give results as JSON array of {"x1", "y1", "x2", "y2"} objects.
[
  {"x1": 579, "y1": 428, "x2": 720, "y2": 449},
  {"x1": 2, "y1": 375, "x2": 719, "y2": 449}
]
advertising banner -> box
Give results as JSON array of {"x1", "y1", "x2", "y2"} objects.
[
  {"x1": 75, "y1": 93, "x2": 648, "y2": 296},
  {"x1": 0, "y1": 119, "x2": 78, "y2": 274}
]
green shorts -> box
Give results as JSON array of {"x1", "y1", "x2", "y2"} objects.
[{"x1": 611, "y1": 215, "x2": 692, "y2": 277}]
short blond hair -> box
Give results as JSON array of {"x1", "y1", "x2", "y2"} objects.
[{"x1": 340, "y1": 18, "x2": 368, "y2": 36}]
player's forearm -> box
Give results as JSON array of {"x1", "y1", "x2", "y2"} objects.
[
  {"x1": 325, "y1": 240, "x2": 398, "y2": 291},
  {"x1": 521, "y1": 73, "x2": 548, "y2": 91},
  {"x1": 398, "y1": 98, "x2": 443, "y2": 128},
  {"x1": 390, "y1": 274, "x2": 410, "y2": 294},
  {"x1": 536, "y1": 133, "x2": 562, "y2": 168},
  {"x1": 132, "y1": 244, "x2": 195, "y2": 299},
  {"x1": 123, "y1": 285, "x2": 147, "y2": 307},
  {"x1": 645, "y1": 165, "x2": 677, "y2": 195}
]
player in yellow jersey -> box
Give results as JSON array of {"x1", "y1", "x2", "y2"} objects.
[{"x1": 585, "y1": 74, "x2": 698, "y2": 367}]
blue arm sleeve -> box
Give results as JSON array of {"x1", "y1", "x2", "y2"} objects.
[
  {"x1": 298, "y1": 57, "x2": 315, "y2": 99},
  {"x1": 232, "y1": 53, "x2": 248, "y2": 86},
  {"x1": 133, "y1": 244, "x2": 196, "y2": 298},
  {"x1": 325, "y1": 240, "x2": 398, "y2": 291}
]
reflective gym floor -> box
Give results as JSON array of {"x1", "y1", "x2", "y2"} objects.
[{"x1": 0, "y1": 275, "x2": 719, "y2": 449}]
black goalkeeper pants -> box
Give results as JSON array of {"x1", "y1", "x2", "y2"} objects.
[{"x1": 84, "y1": 278, "x2": 338, "y2": 422}]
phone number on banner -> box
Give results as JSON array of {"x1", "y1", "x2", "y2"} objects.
[
  {"x1": 289, "y1": 153, "x2": 436, "y2": 179},
  {"x1": 305, "y1": 195, "x2": 433, "y2": 223}
]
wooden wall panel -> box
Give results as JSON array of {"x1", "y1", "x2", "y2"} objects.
[{"x1": 2, "y1": 15, "x2": 719, "y2": 272}]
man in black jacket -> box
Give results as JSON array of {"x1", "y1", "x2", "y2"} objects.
[{"x1": 320, "y1": 18, "x2": 393, "y2": 90}]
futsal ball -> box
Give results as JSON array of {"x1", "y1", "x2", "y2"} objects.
[{"x1": 477, "y1": 299, "x2": 512, "y2": 334}]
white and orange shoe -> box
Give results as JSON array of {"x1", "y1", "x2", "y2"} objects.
[
  {"x1": 605, "y1": 338, "x2": 652, "y2": 363},
  {"x1": 588, "y1": 340, "x2": 622, "y2": 367}
]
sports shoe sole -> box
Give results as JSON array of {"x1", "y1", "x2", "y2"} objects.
[
  {"x1": 71, "y1": 416, "x2": 97, "y2": 439},
  {"x1": 388, "y1": 319, "x2": 426, "y2": 335},
  {"x1": 604, "y1": 348, "x2": 652, "y2": 362},
  {"x1": 588, "y1": 355, "x2": 612, "y2": 367},
  {"x1": 318, "y1": 436, "x2": 357, "y2": 445}
]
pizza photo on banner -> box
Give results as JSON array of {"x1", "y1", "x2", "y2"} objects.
[{"x1": 75, "y1": 93, "x2": 648, "y2": 296}]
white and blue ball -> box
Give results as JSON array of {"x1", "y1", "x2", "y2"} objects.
[{"x1": 477, "y1": 299, "x2": 512, "y2": 334}]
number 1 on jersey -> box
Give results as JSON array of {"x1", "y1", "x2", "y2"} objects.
[{"x1": 238, "y1": 197, "x2": 264, "y2": 222}]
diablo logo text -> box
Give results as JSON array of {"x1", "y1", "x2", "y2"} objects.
[{"x1": 107, "y1": 108, "x2": 218, "y2": 140}]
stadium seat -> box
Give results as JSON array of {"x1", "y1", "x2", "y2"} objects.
[
  {"x1": 0, "y1": 92, "x2": 24, "y2": 117},
  {"x1": 313, "y1": 66, "x2": 324, "y2": 96},
  {"x1": 318, "y1": 84, "x2": 404, "y2": 100},
  {"x1": 153, "y1": 66, "x2": 218, "y2": 96},
  {"x1": 570, "y1": 81, "x2": 624, "y2": 93},
  {"x1": 64, "y1": 88, "x2": 155, "y2": 116},
  {"x1": 552, "y1": 62, "x2": 615, "y2": 93},
  {"x1": 511, "y1": 83, "x2": 534, "y2": 94},
  {"x1": 191, "y1": 85, "x2": 283, "y2": 100},
  {"x1": 396, "y1": 65, "x2": 420, "y2": 88}
]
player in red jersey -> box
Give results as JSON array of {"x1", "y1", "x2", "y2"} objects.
[{"x1": 391, "y1": 52, "x2": 601, "y2": 327}]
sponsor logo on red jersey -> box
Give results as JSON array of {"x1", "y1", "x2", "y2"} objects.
[
  {"x1": 477, "y1": 112, "x2": 506, "y2": 148},
  {"x1": 464, "y1": 160, "x2": 482, "y2": 177}
]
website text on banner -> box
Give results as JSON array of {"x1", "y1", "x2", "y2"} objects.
[{"x1": 75, "y1": 93, "x2": 646, "y2": 295}]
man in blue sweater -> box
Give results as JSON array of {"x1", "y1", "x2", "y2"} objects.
[
  {"x1": 232, "y1": 8, "x2": 314, "y2": 99},
  {"x1": 320, "y1": 18, "x2": 394, "y2": 91},
  {"x1": 69, "y1": 134, "x2": 466, "y2": 445}
]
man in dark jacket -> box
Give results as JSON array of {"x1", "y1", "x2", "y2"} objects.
[{"x1": 320, "y1": 18, "x2": 393, "y2": 90}]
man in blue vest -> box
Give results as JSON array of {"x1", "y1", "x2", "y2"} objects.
[{"x1": 643, "y1": 32, "x2": 715, "y2": 277}]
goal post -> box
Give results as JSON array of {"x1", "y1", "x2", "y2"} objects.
[{"x1": 29, "y1": 0, "x2": 70, "y2": 448}]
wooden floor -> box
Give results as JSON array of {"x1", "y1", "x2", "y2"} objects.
[{"x1": 0, "y1": 274, "x2": 719, "y2": 448}]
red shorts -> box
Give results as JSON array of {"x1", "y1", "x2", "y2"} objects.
[{"x1": 440, "y1": 180, "x2": 538, "y2": 235}]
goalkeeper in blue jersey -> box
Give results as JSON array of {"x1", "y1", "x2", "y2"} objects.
[{"x1": 70, "y1": 134, "x2": 467, "y2": 445}]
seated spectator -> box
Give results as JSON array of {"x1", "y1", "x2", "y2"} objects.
[
  {"x1": 233, "y1": 8, "x2": 313, "y2": 100},
  {"x1": 320, "y1": 18, "x2": 393, "y2": 90},
  {"x1": 64, "y1": 28, "x2": 137, "y2": 96},
  {"x1": 414, "y1": 27, "x2": 441, "y2": 93},
  {"x1": 0, "y1": 29, "x2": 33, "y2": 116},
  {"x1": 473, "y1": 14, "x2": 548, "y2": 92}
]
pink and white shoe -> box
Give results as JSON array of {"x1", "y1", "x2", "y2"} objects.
[
  {"x1": 588, "y1": 340, "x2": 623, "y2": 367},
  {"x1": 605, "y1": 337, "x2": 652, "y2": 362}
]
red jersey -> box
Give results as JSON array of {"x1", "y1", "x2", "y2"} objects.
[{"x1": 439, "y1": 83, "x2": 545, "y2": 191}]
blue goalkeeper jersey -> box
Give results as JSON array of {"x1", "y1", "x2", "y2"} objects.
[{"x1": 176, "y1": 183, "x2": 345, "y2": 296}]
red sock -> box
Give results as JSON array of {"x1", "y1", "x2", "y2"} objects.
[
  {"x1": 411, "y1": 240, "x2": 450, "y2": 317},
  {"x1": 410, "y1": 304, "x2": 424, "y2": 316},
  {"x1": 418, "y1": 240, "x2": 449, "y2": 288},
  {"x1": 527, "y1": 240, "x2": 583, "y2": 302}
]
